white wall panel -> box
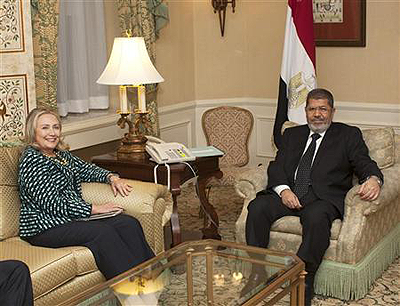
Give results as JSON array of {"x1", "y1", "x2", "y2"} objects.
[
  {"x1": 255, "y1": 116, "x2": 275, "y2": 159},
  {"x1": 160, "y1": 120, "x2": 192, "y2": 147}
]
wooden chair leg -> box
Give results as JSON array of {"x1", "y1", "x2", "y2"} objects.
[{"x1": 199, "y1": 186, "x2": 212, "y2": 222}]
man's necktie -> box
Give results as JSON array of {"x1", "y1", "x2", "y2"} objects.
[{"x1": 293, "y1": 133, "x2": 321, "y2": 199}]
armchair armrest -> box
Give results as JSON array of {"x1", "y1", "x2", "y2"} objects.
[
  {"x1": 81, "y1": 180, "x2": 173, "y2": 254},
  {"x1": 234, "y1": 165, "x2": 267, "y2": 199},
  {"x1": 336, "y1": 164, "x2": 400, "y2": 263},
  {"x1": 344, "y1": 164, "x2": 400, "y2": 216},
  {"x1": 81, "y1": 179, "x2": 172, "y2": 222}
]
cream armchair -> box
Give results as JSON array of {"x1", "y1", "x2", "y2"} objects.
[
  {"x1": 235, "y1": 126, "x2": 400, "y2": 300},
  {"x1": 0, "y1": 144, "x2": 172, "y2": 305}
]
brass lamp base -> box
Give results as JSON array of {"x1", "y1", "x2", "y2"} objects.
[
  {"x1": 117, "y1": 134, "x2": 148, "y2": 160},
  {"x1": 116, "y1": 111, "x2": 151, "y2": 160}
]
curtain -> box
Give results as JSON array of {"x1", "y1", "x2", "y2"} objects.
[
  {"x1": 57, "y1": 0, "x2": 109, "y2": 117},
  {"x1": 31, "y1": 0, "x2": 59, "y2": 110},
  {"x1": 30, "y1": 0, "x2": 168, "y2": 118},
  {"x1": 117, "y1": 0, "x2": 169, "y2": 137}
]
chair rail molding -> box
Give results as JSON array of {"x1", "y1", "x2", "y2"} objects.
[
  {"x1": 159, "y1": 98, "x2": 400, "y2": 167},
  {"x1": 62, "y1": 98, "x2": 399, "y2": 158}
]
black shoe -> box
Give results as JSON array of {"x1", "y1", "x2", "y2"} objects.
[{"x1": 239, "y1": 272, "x2": 266, "y2": 298}]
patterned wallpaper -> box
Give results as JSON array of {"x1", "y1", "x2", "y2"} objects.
[
  {"x1": 0, "y1": 0, "x2": 25, "y2": 52},
  {"x1": 0, "y1": 0, "x2": 36, "y2": 141},
  {"x1": 0, "y1": 75, "x2": 27, "y2": 140}
]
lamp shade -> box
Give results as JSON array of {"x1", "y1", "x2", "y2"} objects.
[{"x1": 97, "y1": 37, "x2": 164, "y2": 85}]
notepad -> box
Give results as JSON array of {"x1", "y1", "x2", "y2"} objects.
[
  {"x1": 189, "y1": 146, "x2": 224, "y2": 157},
  {"x1": 77, "y1": 209, "x2": 123, "y2": 221}
]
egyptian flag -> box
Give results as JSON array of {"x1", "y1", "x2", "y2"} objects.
[{"x1": 273, "y1": 0, "x2": 316, "y2": 149}]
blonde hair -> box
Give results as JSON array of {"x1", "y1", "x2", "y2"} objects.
[{"x1": 24, "y1": 108, "x2": 69, "y2": 150}]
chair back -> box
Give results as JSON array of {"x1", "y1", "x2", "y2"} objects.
[{"x1": 202, "y1": 106, "x2": 253, "y2": 167}]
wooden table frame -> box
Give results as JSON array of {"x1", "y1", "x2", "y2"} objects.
[{"x1": 91, "y1": 153, "x2": 223, "y2": 247}]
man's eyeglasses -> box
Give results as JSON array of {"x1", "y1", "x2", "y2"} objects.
[{"x1": 305, "y1": 106, "x2": 330, "y2": 114}]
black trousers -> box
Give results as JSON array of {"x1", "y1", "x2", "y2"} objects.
[
  {"x1": 245, "y1": 188, "x2": 340, "y2": 268},
  {"x1": 0, "y1": 260, "x2": 33, "y2": 306},
  {"x1": 25, "y1": 214, "x2": 155, "y2": 280}
]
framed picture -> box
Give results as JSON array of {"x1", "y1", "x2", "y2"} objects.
[{"x1": 313, "y1": 0, "x2": 366, "y2": 47}]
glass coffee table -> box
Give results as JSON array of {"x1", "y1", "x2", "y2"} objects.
[{"x1": 62, "y1": 239, "x2": 305, "y2": 306}]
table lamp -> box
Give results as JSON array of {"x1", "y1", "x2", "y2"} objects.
[{"x1": 97, "y1": 37, "x2": 164, "y2": 159}]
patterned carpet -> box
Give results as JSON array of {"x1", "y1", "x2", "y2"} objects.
[{"x1": 176, "y1": 184, "x2": 399, "y2": 305}]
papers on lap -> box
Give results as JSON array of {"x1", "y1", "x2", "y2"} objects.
[{"x1": 77, "y1": 209, "x2": 123, "y2": 221}]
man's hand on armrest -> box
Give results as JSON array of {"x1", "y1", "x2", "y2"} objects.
[{"x1": 357, "y1": 176, "x2": 381, "y2": 201}]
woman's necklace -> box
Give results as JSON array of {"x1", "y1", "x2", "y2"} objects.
[{"x1": 43, "y1": 151, "x2": 68, "y2": 166}]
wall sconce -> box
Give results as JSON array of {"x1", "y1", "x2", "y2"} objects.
[{"x1": 212, "y1": 0, "x2": 236, "y2": 37}]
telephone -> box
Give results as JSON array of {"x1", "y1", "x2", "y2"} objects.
[{"x1": 146, "y1": 136, "x2": 195, "y2": 164}]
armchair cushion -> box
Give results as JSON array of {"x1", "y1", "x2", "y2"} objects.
[
  {"x1": 1, "y1": 238, "x2": 99, "y2": 300},
  {"x1": 0, "y1": 185, "x2": 20, "y2": 240},
  {"x1": 271, "y1": 216, "x2": 342, "y2": 240},
  {"x1": 362, "y1": 127, "x2": 395, "y2": 169},
  {"x1": 0, "y1": 145, "x2": 24, "y2": 240}
]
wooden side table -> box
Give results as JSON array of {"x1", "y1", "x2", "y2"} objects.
[{"x1": 91, "y1": 153, "x2": 223, "y2": 247}]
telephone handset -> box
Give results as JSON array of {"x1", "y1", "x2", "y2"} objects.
[{"x1": 145, "y1": 136, "x2": 195, "y2": 164}]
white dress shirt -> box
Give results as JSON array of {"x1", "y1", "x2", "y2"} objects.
[{"x1": 273, "y1": 130, "x2": 327, "y2": 197}]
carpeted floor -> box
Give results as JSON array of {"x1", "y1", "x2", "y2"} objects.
[{"x1": 176, "y1": 184, "x2": 399, "y2": 305}]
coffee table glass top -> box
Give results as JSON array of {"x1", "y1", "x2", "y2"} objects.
[{"x1": 67, "y1": 239, "x2": 303, "y2": 306}]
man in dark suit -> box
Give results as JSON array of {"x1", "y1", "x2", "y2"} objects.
[{"x1": 243, "y1": 88, "x2": 383, "y2": 305}]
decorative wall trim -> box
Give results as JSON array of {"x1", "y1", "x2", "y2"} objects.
[
  {"x1": 1, "y1": 0, "x2": 36, "y2": 142},
  {"x1": 160, "y1": 119, "x2": 193, "y2": 147},
  {"x1": 255, "y1": 116, "x2": 275, "y2": 159},
  {"x1": 159, "y1": 98, "x2": 400, "y2": 166},
  {"x1": 0, "y1": 74, "x2": 28, "y2": 140},
  {"x1": 62, "y1": 110, "x2": 123, "y2": 150},
  {"x1": 0, "y1": 0, "x2": 25, "y2": 53},
  {"x1": 63, "y1": 98, "x2": 400, "y2": 159}
]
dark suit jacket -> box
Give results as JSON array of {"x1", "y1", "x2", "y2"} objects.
[{"x1": 266, "y1": 122, "x2": 383, "y2": 217}]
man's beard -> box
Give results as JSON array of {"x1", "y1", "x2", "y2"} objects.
[{"x1": 308, "y1": 121, "x2": 331, "y2": 133}]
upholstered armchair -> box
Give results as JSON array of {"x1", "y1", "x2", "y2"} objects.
[
  {"x1": 235, "y1": 126, "x2": 400, "y2": 300},
  {"x1": 202, "y1": 106, "x2": 254, "y2": 187},
  {"x1": 0, "y1": 144, "x2": 172, "y2": 305}
]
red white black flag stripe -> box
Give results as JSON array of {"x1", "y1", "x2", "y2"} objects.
[{"x1": 273, "y1": 0, "x2": 316, "y2": 149}]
